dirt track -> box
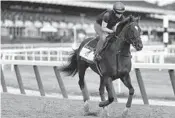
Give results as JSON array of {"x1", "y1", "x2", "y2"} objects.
[{"x1": 1, "y1": 93, "x2": 175, "y2": 118}]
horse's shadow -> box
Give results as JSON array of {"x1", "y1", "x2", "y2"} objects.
[
  {"x1": 84, "y1": 110, "x2": 100, "y2": 117},
  {"x1": 83, "y1": 110, "x2": 124, "y2": 118}
]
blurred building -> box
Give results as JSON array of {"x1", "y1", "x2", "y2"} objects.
[
  {"x1": 162, "y1": 2, "x2": 175, "y2": 11},
  {"x1": 1, "y1": 0, "x2": 175, "y2": 44}
]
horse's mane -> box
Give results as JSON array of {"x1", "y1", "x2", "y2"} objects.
[
  {"x1": 116, "y1": 15, "x2": 137, "y2": 35},
  {"x1": 104, "y1": 15, "x2": 140, "y2": 50}
]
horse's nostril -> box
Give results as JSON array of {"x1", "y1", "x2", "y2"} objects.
[
  {"x1": 135, "y1": 43, "x2": 143, "y2": 51},
  {"x1": 139, "y1": 44, "x2": 143, "y2": 48}
]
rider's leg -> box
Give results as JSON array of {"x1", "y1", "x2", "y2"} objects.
[
  {"x1": 94, "y1": 33, "x2": 107, "y2": 60},
  {"x1": 95, "y1": 38, "x2": 105, "y2": 55},
  {"x1": 94, "y1": 23, "x2": 107, "y2": 60}
]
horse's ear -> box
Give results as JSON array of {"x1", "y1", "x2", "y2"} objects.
[
  {"x1": 135, "y1": 16, "x2": 140, "y2": 23},
  {"x1": 129, "y1": 15, "x2": 133, "y2": 22}
]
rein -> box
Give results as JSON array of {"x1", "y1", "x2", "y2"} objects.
[
  {"x1": 116, "y1": 22, "x2": 135, "y2": 43},
  {"x1": 115, "y1": 22, "x2": 136, "y2": 57}
]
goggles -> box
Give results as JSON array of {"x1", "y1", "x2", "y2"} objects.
[{"x1": 113, "y1": 9, "x2": 124, "y2": 15}]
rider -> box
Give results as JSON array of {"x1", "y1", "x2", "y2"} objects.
[{"x1": 94, "y1": 2, "x2": 125, "y2": 61}]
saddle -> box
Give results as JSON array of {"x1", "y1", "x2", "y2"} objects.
[
  {"x1": 88, "y1": 34, "x2": 115, "y2": 51},
  {"x1": 84, "y1": 36, "x2": 100, "y2": 51},
  {"x1": 79, "y1": 37, "x2": 99, "y2": 62},
  {"x1": 79, "y1": 34, "x2": 116, "y2": 62}
]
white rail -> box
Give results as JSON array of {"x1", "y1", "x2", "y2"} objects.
[
  {"x1": 1, "y1": 47, "x2": 73, "y2": 62},
  {"x1": 132, "y1": 51, "x2": 175, "y2": 64},
  {"x1": 1, "y1": 48, "x2": 174, "y2": 64},
  {"x1": 1, "y1": 43, "x2": 74, "y2": 49},
  {"x1": 1, "y1": 47, "x2": 175, "y2": 95},
  {"x1": 1, "y1": 60, "x2": 175, "y2": 69},
  {"x1": 2, "y1": 43, "x2": 175, "y2": 52}
]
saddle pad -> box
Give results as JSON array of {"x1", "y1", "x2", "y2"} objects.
[
  {"x1": 79, "y1": 37, "x2": 99, "y2": 61},
  {"x1": 79, "y1": 47, "x2": 95, "y2": 61}
]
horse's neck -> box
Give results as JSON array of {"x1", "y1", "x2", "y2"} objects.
[
  {"x1": 109, "y1": 27, "x2": 131, "y2": 55},
  {"x1": 116, "y1": 22, "x2": 131, "y2": 55},
  {"x1": 118, "y1": 41, "x2": 131, "y2": 55}
]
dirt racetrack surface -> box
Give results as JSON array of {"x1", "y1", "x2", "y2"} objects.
[{"x1": 1, "y1": 93, "x2": 175, "y2": 118}]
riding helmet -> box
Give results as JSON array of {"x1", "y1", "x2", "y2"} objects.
[{"x1": 113, "y1": 2, "x2": 125, "y2": 14}]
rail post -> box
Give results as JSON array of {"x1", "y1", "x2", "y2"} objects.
[
  {"x1": 33, "y1": 65, "x2": 45, "y2": 96},
  {"x1": 1, "y1": 68, "x2": 7, "y2": 92},
  {"x1": 11, "y1": 54, "x2": 15, "y2": 72},
  {"x1": 53, "y1": 66, "x2": 68, "y2": 98},
  {"x1": 168, "y1": 69, "x2": 175, "y2": 96},
  {"x1": 14, "y1": 65, "x2": 26, "y2": 94},
  {"x1": 135, "y1": 68, "x2": 149, "y2": 104}
]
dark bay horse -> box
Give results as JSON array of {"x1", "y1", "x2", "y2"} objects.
[{"x1": 60, "y1": 16, "x2": 143, "y2": 117}]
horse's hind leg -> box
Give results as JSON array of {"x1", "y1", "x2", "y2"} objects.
[
  {"x1": 78, "y1": 60, "x2": 90, "y2": 113},
  {"x1": 120, "y1": 74, "x2": 134, "y2": 117}
]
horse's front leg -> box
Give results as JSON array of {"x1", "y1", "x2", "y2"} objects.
[
  {"x1": 99, "y1": 76, "x2": 110, "y2": 118},
  {"x1": 99, "y1": 76, "x2": 106, "y2": 101},
  {"x1": 99, "y1": 77, "x2": 114, "y2": 107},
  {"x1": 120, "y1": 74, "x2": 134, "y2": 117}
]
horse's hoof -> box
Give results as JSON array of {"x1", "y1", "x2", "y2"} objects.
[
  {"x1": 100, "y1": 107, "x2": 109, "y2": 118},
  {"x1": 122, "y1": 107, "x2": 129, "y2": 118},
  {"x1": 84, "y1": 101, "x2": 90, "y2": 113},
  {"x1": 99, "y1": 101, "x2": 105, "y2": 107}
]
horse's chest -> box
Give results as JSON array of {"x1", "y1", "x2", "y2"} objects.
[{"x1": 116, "y1": 55, "x2": 132, "y2": 76}]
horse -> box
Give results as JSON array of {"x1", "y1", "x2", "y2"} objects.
[{"x1": 60, "y1": 15, "x2": 143, "y2": 117}]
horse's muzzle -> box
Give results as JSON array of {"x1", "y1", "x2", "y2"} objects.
[
  {"x1": 133, "y1": 39, "x2": 143, "y2": 51},
  {"x1": 136, "y1": 43, "x2": 143, "y2": 51}
]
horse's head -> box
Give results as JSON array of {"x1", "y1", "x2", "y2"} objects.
[{"x1": 116, "y1": 15, "x2": 143, "y2": 51}]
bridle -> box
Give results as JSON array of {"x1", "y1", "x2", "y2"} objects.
[
  {"x1": 114, "y1": 21, "x2": 140, "y2": 56},
  {"x1": 115, "y1": 21, "x2": 140, "y2": 45}
]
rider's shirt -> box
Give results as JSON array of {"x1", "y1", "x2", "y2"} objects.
[{"x1": 96, "y1": 10, "x2": 124, "y2": 29}]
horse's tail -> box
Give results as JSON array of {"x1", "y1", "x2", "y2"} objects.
[{"x1": 60, "y1": 49, "x2": 78, "y2": 76}]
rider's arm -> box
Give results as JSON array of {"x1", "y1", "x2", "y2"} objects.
[
  {"x1": 112, "y1": 22, "x2": 120, "y2": 32},
  {"x1": 120, "y1": 15, "x2": 125, "y2": 20},
  {"x1": 101, "y1": 21, "x2": 113, "y2": 34},
  {"x1": 101, "y1": 13, "x2": 113, "y2": 34}
]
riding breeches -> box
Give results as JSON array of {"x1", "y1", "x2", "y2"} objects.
[{"x1": 94, "y1": 22, "x2": 108, "y2": 55}]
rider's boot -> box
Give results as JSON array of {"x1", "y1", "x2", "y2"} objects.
[{"x1": 94, "y1": 53, "x2": 102, "y2": 61}]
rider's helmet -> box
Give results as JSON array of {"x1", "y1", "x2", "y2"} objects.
[{"x1": 113, "y1": 2, "x2": 125, "y2": 14}]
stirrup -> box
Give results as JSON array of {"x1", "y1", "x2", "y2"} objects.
[{"x1": 94, "y1": 54, "x2": 102, "y2": 61}]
